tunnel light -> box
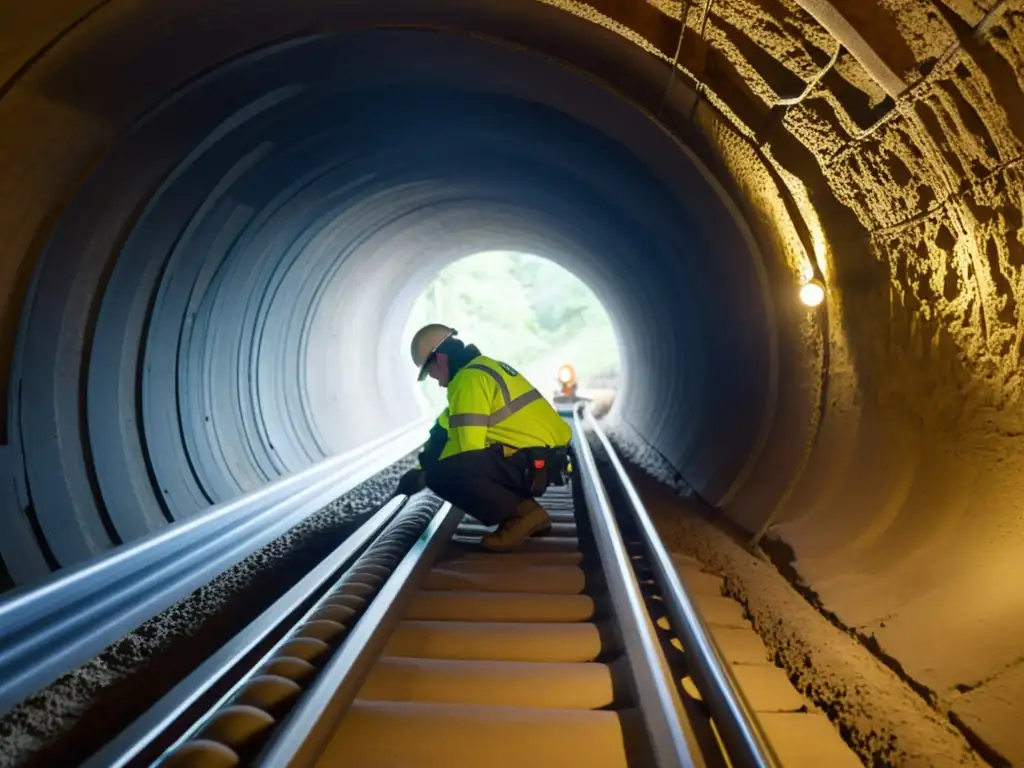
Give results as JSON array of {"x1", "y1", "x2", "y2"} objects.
[
  {"x1": 799, "y1": 279, "x2": 826, "y2": 307},
  {"x1": 558, "y1": 364, "x2": 576, "y2": 385}
]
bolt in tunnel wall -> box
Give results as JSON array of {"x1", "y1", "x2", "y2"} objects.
[{"x1": 3, "y1": 0, "x2": 1024, "y2": 760}]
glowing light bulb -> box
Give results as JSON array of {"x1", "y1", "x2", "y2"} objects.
[
  {"x1": 558, "y1": 364, "x2": 575, "y2": 385},
  {"x1": 799, "y1": 280, "x2": 825, "y2": 307}
]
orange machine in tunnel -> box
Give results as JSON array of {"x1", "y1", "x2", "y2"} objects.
[{"x1": 557, "y1": 363, "x2": 578, "y2": 398}]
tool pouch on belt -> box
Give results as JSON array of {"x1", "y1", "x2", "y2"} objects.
[{"x1": 522, "y1": 446, "x2": 570, "y2": 495}]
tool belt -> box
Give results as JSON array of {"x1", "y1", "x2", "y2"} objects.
[{"x1": 518, "y1": 445, "x2": 571, "y2": 496}]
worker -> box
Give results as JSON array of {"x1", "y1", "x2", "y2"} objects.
[{"x1": 395, "y1": 323, "x2": 573, "y2": 551}]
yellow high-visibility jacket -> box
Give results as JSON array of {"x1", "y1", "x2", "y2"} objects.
[{"x1": 435, "y1": 355, "x2": 571, "y2": 460}]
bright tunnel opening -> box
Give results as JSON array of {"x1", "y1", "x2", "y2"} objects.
[{"x1": 402, "y1": 251, "x2": 621, "y2": 416}]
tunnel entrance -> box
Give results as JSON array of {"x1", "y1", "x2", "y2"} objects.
[
  {"x1": 1, "y1": 26, "x2": 784, "y2": 628},
  {"x1": 2, "y1": 25, "x2": 779, "y2": 588},
  {"x1": 402, "y1": 250, "x2": 621, "y2": 416}
]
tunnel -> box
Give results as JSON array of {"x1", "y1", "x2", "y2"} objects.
[{"x1": 2, "y1": 0, "x2": 1023, "y2": 764}]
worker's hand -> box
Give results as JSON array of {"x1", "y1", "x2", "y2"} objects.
[{"x1": 396, "y1": 468, "x2": 426, "y2": 498}]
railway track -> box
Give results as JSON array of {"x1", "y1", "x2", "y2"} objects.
[{"x1": 62, "y1": 403, "x2": 776, "y2": 768}]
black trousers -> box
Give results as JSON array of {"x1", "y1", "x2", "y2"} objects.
[{"x1": 424, "y1": 446, "x2": 534, "y2": 527}]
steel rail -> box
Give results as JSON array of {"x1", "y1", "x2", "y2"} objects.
[
  {"x1": 571, "y1": 403, "x2": 696, "y2": 768},
  {"x1": 79, "y1": 495, "x2": 410, "y2": 768},
  {"x1": 255, "y1": 500, "x2": 463, "y2": 767},
  {"x1": 582, "y1": 407, "x2": 779, "y2": 768},
  {"x1": 0, "y1": 418, "x2": 429, "y2": 716},
  {"x1": 72, "y1": 406, "x2": 762, "y2": 768}
]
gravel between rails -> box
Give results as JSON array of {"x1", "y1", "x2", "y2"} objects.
[{"x1": 601, "y1": 419, "x2": 983, "y2": 767}]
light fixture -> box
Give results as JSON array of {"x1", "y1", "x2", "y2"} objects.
[
  {"x1": 799, "y1": 279, "x2": 826, "y2": 307},
  {"x1": 557, "y1": 364, "x2": 578, "y2": 398}
]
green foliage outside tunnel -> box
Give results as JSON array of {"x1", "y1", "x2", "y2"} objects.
[{"x1": 405, "y1": 251, "x2": 620, "y2": 413}]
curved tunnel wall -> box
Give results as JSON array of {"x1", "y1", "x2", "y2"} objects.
[
  {"x1": 4, "y1": 0, "x2": 1023, "y2": 759},
  {"x1": 1, "y1": 26, "x2": 782, "y2": 579}
]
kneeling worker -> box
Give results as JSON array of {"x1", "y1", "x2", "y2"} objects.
[{"x1": 395, "y1": 323, "x2": 572, "y2": 551}]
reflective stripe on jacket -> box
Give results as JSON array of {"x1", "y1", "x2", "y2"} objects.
[{"x1": 440, "y1": 355, "x2": 571, "y2": 460}]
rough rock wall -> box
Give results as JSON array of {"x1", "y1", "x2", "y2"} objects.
[
  {"x1": 657, "y1": 0, "x2": 1024, "y2": 431},
  {"x1": 577, "y1": 0, "x2": 1024, "y2": 762}
]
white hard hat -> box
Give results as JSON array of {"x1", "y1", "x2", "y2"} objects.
[{"x1": 410, "y1": 323, "x2": 458, "y2": 381}]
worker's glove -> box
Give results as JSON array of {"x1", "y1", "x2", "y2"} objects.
[{"x1": 396, "y1": 468, "x2": 426, "y2": 498}]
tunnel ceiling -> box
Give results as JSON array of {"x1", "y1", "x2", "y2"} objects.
[{"x1": 3, "y1": 0, "x2": 1024, "y2": 763}]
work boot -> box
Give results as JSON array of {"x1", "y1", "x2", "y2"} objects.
[{"x1": 481, "y1": 499, "x2": 552, "y2": 552}]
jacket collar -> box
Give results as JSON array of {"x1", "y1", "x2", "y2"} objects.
[{"x1": 448, "y1": 344, "x2": 482, "y2": 381}]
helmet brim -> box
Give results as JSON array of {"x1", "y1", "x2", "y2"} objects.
[{"x1": 415, "y1": 328, "x2": 457, "y2": 382}]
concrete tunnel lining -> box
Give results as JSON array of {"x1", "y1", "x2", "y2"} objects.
[
  {"x1": 10, "y1": 0, "x2": 1024, "y2": 762},
  {"x1": 3, "y1": 27, "x2": 783, "y2": 580}
]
